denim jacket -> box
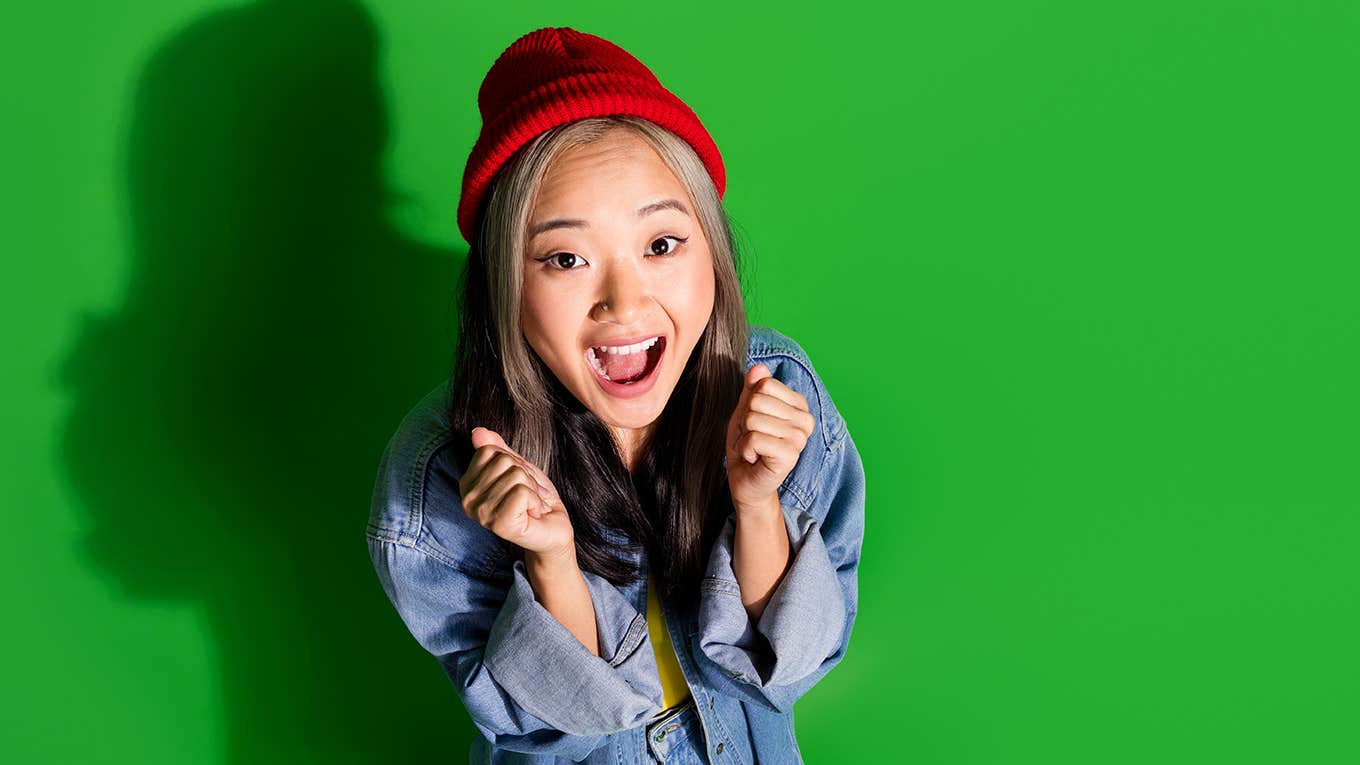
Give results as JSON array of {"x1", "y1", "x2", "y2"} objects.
[{"x1": 366, "y1": 324, "x2": 866, "y2": 764}]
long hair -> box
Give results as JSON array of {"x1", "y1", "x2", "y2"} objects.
[{"x1": 446, "y1": 115, "x2": 749, "y2": 608}]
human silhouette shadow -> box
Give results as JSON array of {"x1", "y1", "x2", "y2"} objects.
[{"x1": 58, "y1": 1, "x2": 479, "y2": 761}]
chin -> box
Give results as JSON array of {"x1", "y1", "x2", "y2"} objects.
[{"x1": 591, "y1": 390, "x2": 667, "y2": 425}]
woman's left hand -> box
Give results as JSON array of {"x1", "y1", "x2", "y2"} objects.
[{"x1": 725, "y1": 363, "x2": 817, "y2": 514}]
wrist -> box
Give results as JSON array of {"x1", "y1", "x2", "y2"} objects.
[
  {"x1": 734, "y1": 493, "x2": 782, "y2": 522},
  {"x1": 525, "y1": 543, "x2": 579, "y2": 580}
]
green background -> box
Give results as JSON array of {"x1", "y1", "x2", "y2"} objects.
[{"x1": 6, "y1": 1, "x2": 1357, "y2": 762}]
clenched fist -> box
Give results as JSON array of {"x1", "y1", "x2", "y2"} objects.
[
  {"x1": 725, "y1": 363, "x2": 817, "y2": 513},
  {"x1": 459, "y1": 427, "x2": 574, "y2": 557}
]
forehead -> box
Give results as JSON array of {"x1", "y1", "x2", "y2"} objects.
[{"x1": 534, "y1": 130, "x2": 684, "y2": 204}]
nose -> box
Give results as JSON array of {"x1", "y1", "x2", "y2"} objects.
[{"x1": 592, "y1": 258, "x2": 650, "y2": 324}]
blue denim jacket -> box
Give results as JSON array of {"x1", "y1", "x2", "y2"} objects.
[{"x1": 366, "y1": 324, "x2": 866, "y2": 764}]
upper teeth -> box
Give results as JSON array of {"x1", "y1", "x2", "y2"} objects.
[{"x1": 594, "y1": 336, "x2": 660, "y2": 355}]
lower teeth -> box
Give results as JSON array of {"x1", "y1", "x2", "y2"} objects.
[{"x1": 590, "y1": 348, "x2": 655, "y2": 385}]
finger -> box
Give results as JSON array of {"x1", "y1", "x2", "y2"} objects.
[
  {"x1": 734, "y1": 363, "x2": 771, "y2": 417},
  {"x1": 736, "y1": 429, "x2": 794, "y2": 467},
  {"x1": 471, "y1": 426, "x2": 509, "y2": 451},
  {"x1": 460, "y1": 441, "x2": 514, "y2": 498},
  {"x1": 748, "y1": 375, "x2": 807, "y2": 411},
  {"x1": 512, "y1": 455, "x2": 554, "y2": 496},
  {"x1": 481, "y1": 465, "x2": 545, "y2": 524},
  {"x1": 739, "y1": 410, "x2": 811, "y2": 445},
  {"x1": 466, "y1": 465, "x2": 517, "y2": 526},
  {"x1": 468, "y1": 457, "x2": 531, "y2": 523},
  {"x1": 746, "y1": 393, "x2": 817, "y2": 438},
  {"x1": 460, "y1": 448, "x2": 521, "y2": 510},
  {"x1": 470, "y1": 426, "x2": 554, "y2": 493},
  {"x1": 488, "y1": 484, "x2": 541, "y2": 540},
  {"x1": 467, "y1": 426, "x2": 531, "y2": 487},
  {"x1": 465, "y1": 454, "x2": 551, "y2": 511}
]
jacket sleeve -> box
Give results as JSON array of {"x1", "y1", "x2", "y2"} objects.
[
  {"x1": 694, "y1": 427, "x2": 866, "y2": 713},
  {"x1": 367, "y1": 534, "x2": 665, "y2": 758}
]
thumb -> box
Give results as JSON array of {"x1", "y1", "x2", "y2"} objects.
[
  {"x1": 730, "y1": 362, "x2": 772, "y2": 441},
  {"x1": 470, "y1": 426, "x2": 508, "y2": 451},
  {"x1": 736, "y1": 363, "x2": 771, "y2": 411},
  {"x1": 746, "y1": 362, "x2": 772, "y2": 387}
]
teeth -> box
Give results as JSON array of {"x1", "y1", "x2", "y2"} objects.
[
  {"x1": 586, "y1": 336, "x2": 662, "y2": 383},
  {"x1": 588, "y1": 347, "x2": 612, "y2": 380},
  {"x1": 596, "y1": 336, "x2": 660, "y2": 356}
]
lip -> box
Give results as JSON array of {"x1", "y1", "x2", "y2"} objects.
[{"x1": 583, "y1": 335, "x2": 666, "y2": 399}]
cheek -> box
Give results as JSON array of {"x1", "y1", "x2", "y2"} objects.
[
  {"x1": 520, "y1": 281, "x2": 588, "y2": 362},
  {"x1": 667, "y1": 254, "x2": 716, "y2": 319}
]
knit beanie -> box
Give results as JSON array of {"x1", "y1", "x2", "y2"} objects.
[{"x1": 456, "y1": 26, "x2": 727, "y2": 245}]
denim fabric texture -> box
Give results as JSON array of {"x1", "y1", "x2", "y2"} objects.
[{"x1": 366, "y1": 324, "x2": 867, "y2": 764}]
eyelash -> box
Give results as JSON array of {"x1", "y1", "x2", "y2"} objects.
[{"x1": 535, "y1": 236, "x2": 690, "y2": 272}]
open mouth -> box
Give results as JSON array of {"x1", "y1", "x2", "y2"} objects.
[{"x1": 584, "y1": 335, "x2": 666, "y2": 393}]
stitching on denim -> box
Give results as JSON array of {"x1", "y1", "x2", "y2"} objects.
[
  {"x1": 410, "y1": 437, "x2": 506, "y2": 576},
  {"x1": 668, "y1": 621, "x2": 747, "y2": 765},
  {"x1": 705, "y1": 699, "x2": 748, "y2": 765},
  {"x1": 746, "y1": 325, "x2": 846, "y2": 449},
  {"x1": 699, "y1": 576, "x2": 742, "y2": 598},
  {"x1": 363, "y1": 529, "x2": 498, "y2": 580},
  {"x1": 787, "y1": 709, "x2": 804, "y2": 763},
  {"x1": 402, "y1": 427, "x2": 455, "y2": 544},
  {"x1": 364, "y1": 523, "x2": 399, "y2": 543},
  {"x1": 747, "y1": 349, "x2": 839, "y2": 453},
  {"x1": 779, "y1": 474, "x2": 812, "y2": 510},
  {"x1": 414, "y1": 537, "x2": 492, "y2": 577},
  {"x1": 610, "y1": 612, "x2": 648, "y2": 668},
  {"x1": 806, "y1": 430, "x2": 849, "y2": 512}
]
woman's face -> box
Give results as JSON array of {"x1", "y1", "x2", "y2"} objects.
[{"x1": 520, "y1": 129, "x2": 716, "y2": 450}]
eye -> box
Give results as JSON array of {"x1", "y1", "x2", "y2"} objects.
[
  {"x1": 537, "y1": 251, "x2": 587, "y2": 271},
  {"x1": 648, "y1": 235, "x2": 689, "y2": 257}
]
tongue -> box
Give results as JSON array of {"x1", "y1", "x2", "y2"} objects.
[{"x1": 599, "y1": 348, "x2": 648, "y2": 382}]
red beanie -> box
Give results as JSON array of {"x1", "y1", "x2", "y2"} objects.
[{"x1": 456, "y1": 26, "x2": 727, "y2": 245}]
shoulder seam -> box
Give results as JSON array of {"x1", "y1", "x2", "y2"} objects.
[
  {"x1": 373, "y1": 426, "x2": 455, "y2": 546},
  {"x1": 808, "y1": 428, "x2": 850, "y2": 510},
  {"x1": 364, "y1": 530, "x2": 505, "y2": 580}
]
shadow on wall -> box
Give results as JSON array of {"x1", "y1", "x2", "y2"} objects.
[{"x1": 58, "y1": 1, "x2": 472, "y2": 761}]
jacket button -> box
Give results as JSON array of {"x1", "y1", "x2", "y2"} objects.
[{"x1": 716, "y1": 742, "x2": 725, "y2": 754}]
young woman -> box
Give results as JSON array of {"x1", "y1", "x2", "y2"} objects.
[{"x1": 366, "y1": 26, "x2": 866, "y2": 764}]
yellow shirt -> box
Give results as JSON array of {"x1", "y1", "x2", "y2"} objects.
[{"x1": 646, "y1": 573, "x2": 692, "y2": 711}]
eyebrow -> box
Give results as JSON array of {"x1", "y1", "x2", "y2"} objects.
[{"x1": 528, "y1": 198, "x2": 691, "y2": 239}]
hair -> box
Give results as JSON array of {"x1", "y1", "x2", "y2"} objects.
[{"x1": 446, "y1": 115, "x2": 749, "y2": 609}]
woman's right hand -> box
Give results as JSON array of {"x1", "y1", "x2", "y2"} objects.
[{"x1": 459, "y1": 426, "x2": 575, "y2": 557}]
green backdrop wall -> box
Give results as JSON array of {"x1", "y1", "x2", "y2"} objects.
[{"x1": 6, "y1": 1, "x2": 1357, "y2": 763}]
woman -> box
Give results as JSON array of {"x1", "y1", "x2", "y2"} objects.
[{"x1": 366, "y1": 26, "x2": 866, "y2": 764}]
